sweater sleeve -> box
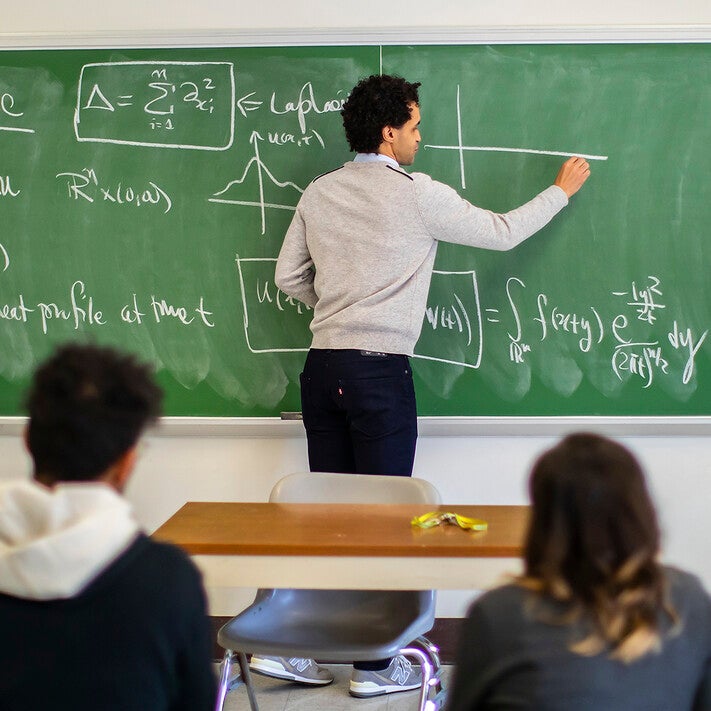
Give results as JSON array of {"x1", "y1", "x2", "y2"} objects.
[
  {"x1": 413, "y1": 174, "x2": 568, "y2": 251},
  {"x1": 274, "y1": 205, "x2": 319, "y2": 308}
]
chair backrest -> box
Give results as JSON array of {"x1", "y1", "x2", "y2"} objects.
[{"x1": 269, "y1": 471, "x2": 441, "y2": 506}]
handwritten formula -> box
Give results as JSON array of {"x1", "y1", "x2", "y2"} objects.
[
  {"x1": 74, "y1": 61, "x2": 235, "y2": 150},
  {"x1": 1, "y1": 43, "x2": 710, "y2": 415}
]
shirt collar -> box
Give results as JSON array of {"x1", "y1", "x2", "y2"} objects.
[{"x1": 353, "y1": 152, "x2": 400, "y2": 169}]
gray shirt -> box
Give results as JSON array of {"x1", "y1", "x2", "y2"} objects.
[
  {"x1": 446, "y1": 567, "x2": 711, "y2": 710},
  {"x1": 275, "y1": 160, "x2": 567, "y2": 356}
]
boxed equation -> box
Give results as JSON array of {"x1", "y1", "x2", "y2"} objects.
[{"x1": 73, "y1": 61, "x2": 235, "y2": 150}]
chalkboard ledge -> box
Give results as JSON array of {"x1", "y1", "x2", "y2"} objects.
[{"x1": 2, "y1": 416, "x2": 711, "y2": 438}]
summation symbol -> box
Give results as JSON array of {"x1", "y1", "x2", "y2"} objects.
[{"x1": 209, "y1": 130, "x2": 304, "y2": 235}]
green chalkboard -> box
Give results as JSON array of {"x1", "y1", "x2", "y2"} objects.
[{"x1": 1, "y1": 43, "x2": 710, "y2": 417}]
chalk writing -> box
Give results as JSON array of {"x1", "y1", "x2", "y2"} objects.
[
  {"x1": 505, "y1": 277, "x2": 531, "y2": 363},
  {"x1": 236, "y1": 257, "x2": 314, "y2": 354},
  {"x1": 1, "y1": 48, "x2": 710, "y2": 416},
  {"x1": 425, "y1": 294, "x2": 473, "y2": 344},
  {"x1": 0, "y1": 294, "x2": 32, "y2": 321},
  {"x1": 612, "y1": 276, "x2": 665, "y2": 324},
  {"x1": 235, "y1": 258, "x2": 706, "y2": 394},
  {"x1": 270, "y1": 82, "x2": 346, "y2": 134},
  {"x1": 1, "y1": 92, "x2": 23, "y2": 118},
  {"x1": 612, "y1": 343, "x2": 669, "y2": 388},
  {"x1": 424, "y1": 84, "x2": 608, "y2": 190},
  {"x1": 668, "y1": 321, "x2": 708, "y2": 385},
  {"x1": 74, "y1": 61, "x2": 235, "y2": 150},
  {"x1": 268, "y1": 129, "x2": 325, "y2": 148},
  {"x1": 36, "y1": 281, "x2": 106, "y2": 335},
  {"x1": 210, "y1": 131, "x2": 304, "y2": 234},
  {"x1": 0, "y1": 175, "x2": 20, "y2": 198},
  {"x1": 256, "y1": 278, "x2": 312, "y2": 316},
  {"x1": 418, "y1": 271, "x2": 483, "y2": 369},
  {"x1": 55, "y1": 168, "x2": 172, "y2": 213},
  {"x1": 236, "y1": 91, "x2": 263, "y2": 117},
  {"x1": 143, "y1": 72, "x2": 217, "y2": 116},
  {"x1": 0, "y1": 91, "x2": 35, "y2": 134},
  {"x1": 120, "y1": 293, "x2": 146, "y2": 324},
  {"x1": 1, "y1": 286, "x2": 214, "y2": 334},
  {"x1": 534, "y1": 294, "x2": 604, "y2": 353},
  {"x1": 150, "y1": 295, "x2": 215, "y2": 327}
]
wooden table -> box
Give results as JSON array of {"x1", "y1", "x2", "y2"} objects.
[{"x1": 153, "y1": 502, "x2": 528, "y2": 590}]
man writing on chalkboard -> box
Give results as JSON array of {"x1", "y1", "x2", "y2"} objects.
[{"x1": 262, "y1": 74, "x2": 590, "y2": 697}]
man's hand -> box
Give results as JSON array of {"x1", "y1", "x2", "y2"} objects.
[{"x1": 554, "y1": 156, "x2": 591, "y2": 198}]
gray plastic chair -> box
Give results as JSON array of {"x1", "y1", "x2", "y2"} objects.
[{"x1": 215, "y1": 471, "x2": 445, "y2": 711}]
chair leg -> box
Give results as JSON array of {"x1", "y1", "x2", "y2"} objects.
[
  {"x1": 415, "y1": 636, "x2": 442, "y2": 672},
  {"x1": 401, "y1": 637, "x2": 447, "y2": 711},
  {"x1": 400, "y1": 646, "x2": 433, "y2": 711},
  {"x1": 236, "y1": 652, "x2": 260, "y2": 711},
  {"x1": 215, "y1": 650, "x2": 234, "y2": 711},
  {"x1": 215, "y1": 650, "x2": 259, "y2": 711},
  {"x1": 415, "y1": 635, "x2": 445, "y2": 699}
]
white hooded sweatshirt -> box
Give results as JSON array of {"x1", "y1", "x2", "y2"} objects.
[{"x1": 0, "y1": 479, "x2": 140, "y2": 601}]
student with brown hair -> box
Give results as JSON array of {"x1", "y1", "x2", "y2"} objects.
[{"x1": 447, "y1": 433, "x2": 711, "y2": 710}]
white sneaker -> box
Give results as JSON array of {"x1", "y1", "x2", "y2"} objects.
[
  {"x1": 349, "y1": 655, "x2": 422, "y2": 697},
  {"x1": 249, "y1": 655, "x2": 334, "y2": 685}
]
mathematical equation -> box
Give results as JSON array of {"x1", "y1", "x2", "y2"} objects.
[
  {"x1": 73, "y1": 61, "x2": 236, "y2": 150},
  {"x1": 236, "y1": 258, "x2": 708, "y2": 393},
  {"x1": 55, "y1": 167, "x2": 172, "y2": 213},
  {"x1": 424, "y1": 273, "x2": 707, "y2": 390}
]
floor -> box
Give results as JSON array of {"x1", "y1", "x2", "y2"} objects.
[{"x1": 219, "y1": 664, "x2": 453, "y2": 711}]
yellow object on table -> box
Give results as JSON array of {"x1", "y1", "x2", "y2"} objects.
[{"x1": 411, "y1": 511, "x2": 488, "y2": 531}]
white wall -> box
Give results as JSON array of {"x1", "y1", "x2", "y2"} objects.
[
  {"x1": 3, "y1": 425, "x2": 710, "y2": 616},
  {"x1": 1, "y1": 0, "x2": 710, "y2": 617},
  {"x1": 1, "y1": 0, "x2": 710, "y2": 34}
]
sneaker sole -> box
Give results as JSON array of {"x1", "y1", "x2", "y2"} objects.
[
  {"x1": 249, "y1": 660, "x2": 334, "y2": 686},
  {"x1": 349, "y1": 682, "x2": 421, "y2": 698}
]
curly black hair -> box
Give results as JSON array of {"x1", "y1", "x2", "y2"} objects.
[
  {"x1": 26, "y1": 343, "x2": 163, "y2": 483},
  {"x1": 341, "y1": 74, "x2": 421, "y2": 153}
]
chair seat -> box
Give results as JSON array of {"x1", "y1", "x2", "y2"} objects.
[{"x1": 218, "y1": 588, "x2": 435, "y2": 661}]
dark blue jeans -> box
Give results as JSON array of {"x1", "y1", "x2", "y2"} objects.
[
  {"x1": 300, "y1": 349, "x2": 418, "y2": 671},
  {"x1": 300, "y1": 349, "x2": 418, "y2": 477}
]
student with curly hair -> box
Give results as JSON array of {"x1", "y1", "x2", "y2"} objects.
[
  {"x1": 0, "y1": 344, "x2": 216, "y2": 711},
  {"x1": 271, "y1": 73, "x2": 590, "y2": 697},
  {"x1": 447, "y1": 433, "x2": 711, "y2": 710}
]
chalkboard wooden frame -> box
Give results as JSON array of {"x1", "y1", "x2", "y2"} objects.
[{"x1": 2, "y1": 28, "x2": 711, "y2": 432}]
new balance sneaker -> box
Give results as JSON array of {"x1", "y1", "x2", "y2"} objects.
[
  {"x1": 349, "y1": 655, "x2": 422, "y2": 697},
  {"x1": 248, "y1": 656, "x2": 334, "y2": 685}
]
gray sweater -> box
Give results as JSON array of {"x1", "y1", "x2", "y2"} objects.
[
  {"x1": 447, "y1": 567, "x2": 711, "y2": 711},
  {"x1": 275, "y1": 161, "x2": 568, "y2": 356}
]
